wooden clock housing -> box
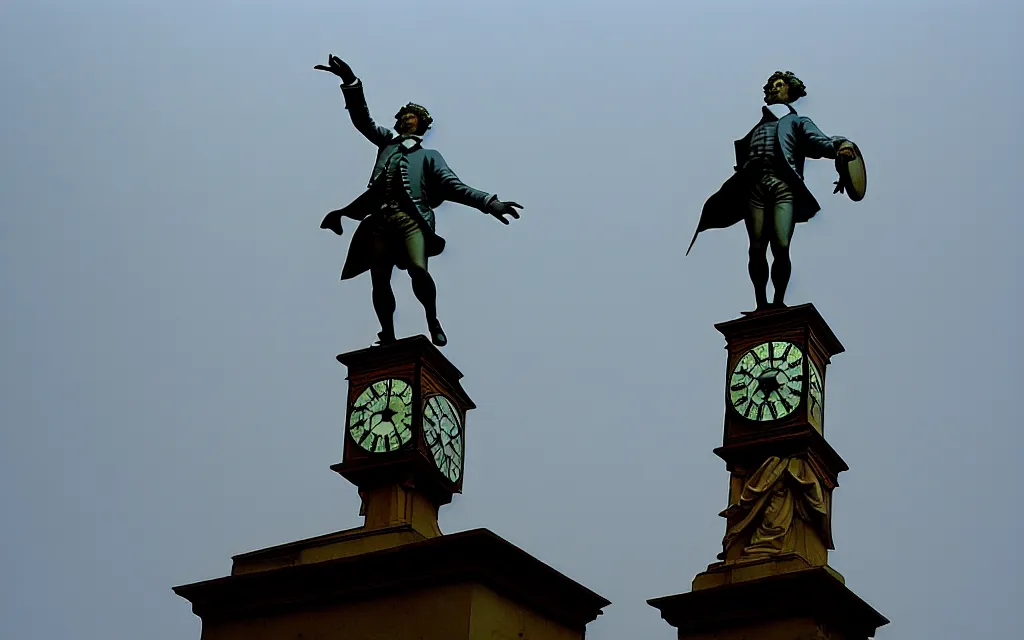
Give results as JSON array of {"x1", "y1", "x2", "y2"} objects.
[
  {"x1": 713, "y1": 304, "x2": 848, "y2": 486},
  {"x1": 331, "y1": 336, "x2": 476, "y2": 507}
]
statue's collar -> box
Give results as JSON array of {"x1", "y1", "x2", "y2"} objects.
[
  {"x1": 393, "y1": 134, "x2": 423, "y2": 150},
  {"x1": 762, "y1": 103, "x2": 797, "y2": 120}
]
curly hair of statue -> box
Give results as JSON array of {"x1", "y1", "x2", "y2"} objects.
[
  {"x1": 394, "y1": 102, "x2": 433, "y2": 135},
  {"x1": 763, "y1": 70, "x2": 808, "y2": 101}
]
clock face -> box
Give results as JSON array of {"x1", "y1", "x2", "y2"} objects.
[
  {"x1": 730, "y1": 341, "x2": 805, "y2": 422},
  {"x1": 423, "y1": 395, "x2": 463, "y2": 482},
  {"x1": 808, "y1": 361, "x2": 824, "y2": 428},
  {"x1": 348, "y1": 378, "x2": 414, "y2": 453}
]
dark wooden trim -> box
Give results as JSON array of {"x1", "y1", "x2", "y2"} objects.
[{"x1": 715, "y1": 304, "x2": 844, "y2": 357}]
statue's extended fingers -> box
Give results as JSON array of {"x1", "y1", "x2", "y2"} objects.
[
  {"x1": 314, "y1": 65, "x2": 331, "y2": 71},
  {"x1": 505, "y1": 201, "x2": 523, "y2": 209}
]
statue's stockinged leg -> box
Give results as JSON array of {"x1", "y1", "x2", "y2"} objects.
[
  {"x1": 768, "y1": 179, "x2": 795, "y2": 308},
  {"x1": 370, "y1": 264, "x2": 397, "y2": 344},
  {"x1": 745, "y1": 203, "x2": 770, "y2": 311},
  {"x1": 410, "y1": 267, "x2": 444, "y2": 346},
  {"x1": 403, "y1": 229, "x2": 446, "y2": 347},
  {"x1": 369, "y1": 229, "x2": 398, "y2": 344}
]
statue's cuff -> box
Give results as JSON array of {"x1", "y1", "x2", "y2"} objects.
[
  {"x1": 339, "y1": 77, "x2": 362, "y2": 90},
  {"x1": 482, "y1": 194, "x2": 498, "y2": 211}
]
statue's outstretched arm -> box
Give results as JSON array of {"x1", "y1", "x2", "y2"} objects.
[
  {"x1": 315, "y1": 55, "x2": 394, "y2": 147},
  {"x1": 428, "y1": 152, "x2": 522, "y2": 225},
  {"x1": 798, "y1": 116, "x2": 848, "y2": 160},
  {"x1": 432, "y1": 155, "x2": 494, "y2": 209}
]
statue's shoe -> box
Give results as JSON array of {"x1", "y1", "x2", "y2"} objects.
[
  {"x1": 375, "y1": 331, "x2": 396, "y2": 346},
  {"x1": 428, "y1": 320, "x2": 447, "y2": 347}
]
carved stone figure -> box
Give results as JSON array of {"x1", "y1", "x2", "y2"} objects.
[{"x1": 719, "y1": 456, "x2": 832, "y2": 559}]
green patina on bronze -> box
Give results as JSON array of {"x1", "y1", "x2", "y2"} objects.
[
  {"x1": 688, "y1": 71, "x2": 865, "y2": 312},
  {"x1": 315, "y1": 55, "x2": 523, "y2": 348}
]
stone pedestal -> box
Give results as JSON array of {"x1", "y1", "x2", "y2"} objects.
[
  {"x1": 175, "y1": 528, "x2": 609, "y2": 640},
  {"x1": 650, "y1": 567, "x2": 887, "y2": 640}
]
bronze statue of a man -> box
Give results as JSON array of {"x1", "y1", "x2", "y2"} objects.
[
  {"x1": 315, "y1": 55, "x2": 522, "y2": 346},
  {"x1": 687, "y1": 71, "x2": 860, "y2": 311}
]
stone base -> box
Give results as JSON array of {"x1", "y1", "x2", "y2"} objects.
[
  {"x1": 692, "y1": 553, "x2": 843, "y2": 591},
  {"x1": 649, "y1": 567, "x2": 887, "y2": 640},
  {"x1": 229, "y1": 522, "x2": 432, "y2": 575},
  {"x1": 175, "y1": 528, "x2": 609, "y2": 640}
]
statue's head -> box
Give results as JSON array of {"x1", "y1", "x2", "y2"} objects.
[
  {"x1": 763, "y1": 71, "x2": 807, "y2": 105},
  {"x1": 394, "y1": 103, "x2": 433, "y2": 135}
]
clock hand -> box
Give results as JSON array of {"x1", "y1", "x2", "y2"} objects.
[
  {"x1": 358, "y1": 421, "x2": 375, "y2": 446},
  {"x1": 773, "y1": 388, "x2": 793, "y2": 412}
]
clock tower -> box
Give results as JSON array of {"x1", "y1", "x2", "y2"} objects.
[
  {"x1": 332, "y1": 336, "x2": 476, "y2": 538},
  {"x1": 714, "y1": 304, "x2": 847, "y2": 566},
  {"x1": 649, "y1": 304, "x2": 888, "y2": 640},
  {"x1": 174, "y1": 335, "x2": 609, "y2": 640}
]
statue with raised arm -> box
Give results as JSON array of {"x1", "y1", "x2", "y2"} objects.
[
  {"x1": 686, "y1": 71, "x2": 865, "y2": 312},
  {"x1": 315, "y1": 55, "x2": 522, "y2": 347}
]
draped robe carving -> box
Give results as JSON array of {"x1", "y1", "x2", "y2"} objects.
[{"x1": 719, "y1": 456, "x2": 833, "y2": 559}]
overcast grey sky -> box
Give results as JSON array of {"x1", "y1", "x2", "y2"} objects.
[{"x1": 1, "y1": 1, "x2": 1022, "y2": 638}]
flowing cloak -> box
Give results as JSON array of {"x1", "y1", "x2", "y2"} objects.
[{"x1": 687, "y1": 107, "x2": 848, "y2": 255}]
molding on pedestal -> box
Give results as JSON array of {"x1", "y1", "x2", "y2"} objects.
[
  {"x1": 177, "y1": 528, "x2": 610, "y2": 632},
  {"x1": 649, "y1": 567, "x2": 888, "y2": 640}
]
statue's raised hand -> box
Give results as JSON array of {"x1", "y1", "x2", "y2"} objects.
[
  {"x1": 486, "y1": 200, "x2": 523, "y2": 225},
  {"x1": 314, "y1": 55, "x2": 357, "y2": 84}
]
